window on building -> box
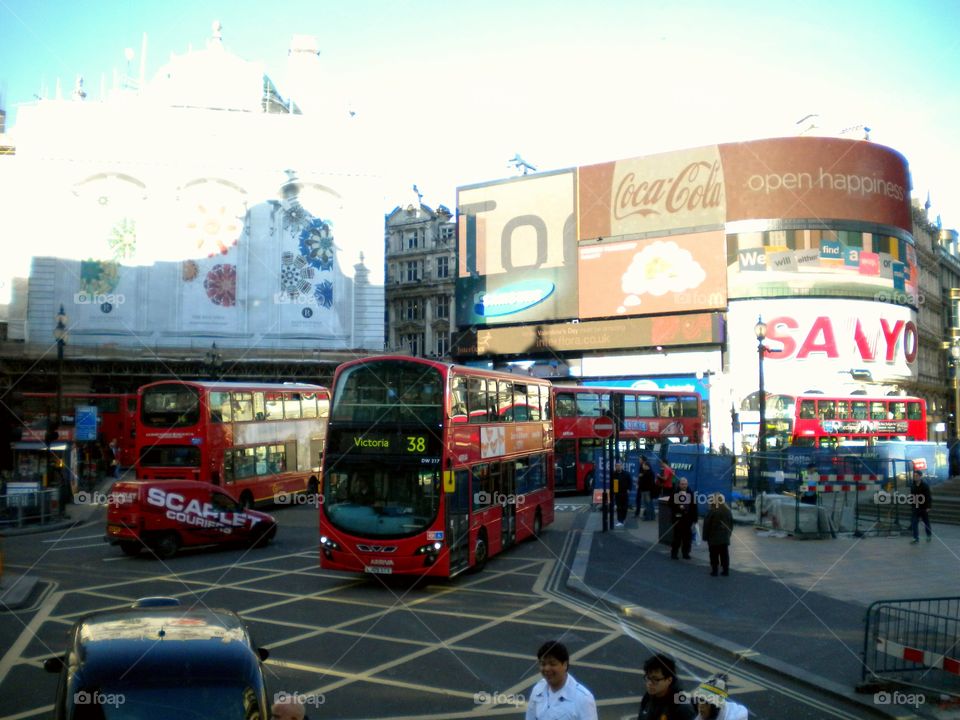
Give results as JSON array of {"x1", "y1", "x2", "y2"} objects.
[
  {"x1": 403, "y1": 299, "x2": 422, "y2": 321},
  {"x1": 405, "y1": 260, "x2": 421, "y2": 282},
  {"x1": 402, "y1": 333, "x2": 424, "y2": 357},
  {"x1": 436, "y1": 295, "x2": 449, "y2": 319},
  {"x1": 406, "y1": 228, "x2": 422, "y2": 249},
  {"x1": 439, "y1": 225, "x2": 455, "y2": 244},
  {"x1": 436, "y1": 256, "x2": 449, "y2": 279},
  {"x1": 436, "y1": 334, "x2": 449, "y2": 358}
]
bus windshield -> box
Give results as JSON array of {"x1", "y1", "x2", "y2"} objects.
[
  {"x1": 141, "y1": 385, "x2": 201, "y2": 428},
  {"x1": 331, "y1": 361, "x2": 443, "y2": 426},
  {"x1": 324, "y1": 463, "x2": 440, "y2": 538}
]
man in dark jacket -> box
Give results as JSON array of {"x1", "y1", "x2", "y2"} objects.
[
  {"x1": 635, "y1": 457, "x2": 657, "y2": 520},
  {"x1": 702, "y1": 493, "x2": 734, "y2": 576},
  {"x1": 638, "y1": 653, "x2": 695, "y2": 720},
  {"x1": 612, "y1": 461, "x2": 633, "y2": 527},
  {"x1": 667, "y1": 477, "x2": 698, "y2": 559},
  {"x1": 909, "y1": 468, "x2": 933, "y2": 543}
]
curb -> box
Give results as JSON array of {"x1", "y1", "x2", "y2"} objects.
[
  {"x1": 567, "y1": 512, "x2": 901, "y2": 719},
  {"x1": 0, "y1": 573, "x2": 41, "y2": 611},
  {"x1": 0, "y1": 515, "x2": 86, "y2": 537}
]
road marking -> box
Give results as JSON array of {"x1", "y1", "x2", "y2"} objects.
[
  {"x1": 42, "y1": 533, "x2": 102, "y2": 543},
  {"x1": 47, "y1": 543, "x2": 105, "y2": 551},
  {"x1": 0, "y1": 589, "x2": 63, "y2": 688}
]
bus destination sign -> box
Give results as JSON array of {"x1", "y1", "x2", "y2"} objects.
[{"x1": 337, "y1": 431, "x2": 438, "y2": 456}]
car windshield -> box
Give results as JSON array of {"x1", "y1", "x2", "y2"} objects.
[{"x1": 75, "y1": 684, "x2": 262, "y2": 719}]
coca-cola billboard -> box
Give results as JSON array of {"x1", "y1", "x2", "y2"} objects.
[{"x1": 579, "y1": 146, "x2": 726, "y2": 239}]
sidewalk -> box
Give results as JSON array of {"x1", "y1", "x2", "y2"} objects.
[
  {"x1": 569, "y1": 508, "x2": 960, "y2": 717},
  {"x1": 0, "y1": 475, "x2": 114, "y2": 611}
]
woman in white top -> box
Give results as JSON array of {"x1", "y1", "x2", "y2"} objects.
[{"x1": 525, "y1": 640, "x2": 598, "y2": 720}]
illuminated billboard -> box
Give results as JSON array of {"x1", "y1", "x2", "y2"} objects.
[
  {"x1": 456, "y1": 170, "x2": 577, "y2": 326},
  {"x1": 578, "y1": 230, "x2": 727, "y2": 319},
  {"x1": 457, "y1": 136, "x2": 913, "y2": 336}
]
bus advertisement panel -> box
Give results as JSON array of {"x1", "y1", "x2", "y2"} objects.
[
  {"x1": 552, "y1": 385, "x2": 702, "y2": 493},
  {"x1": 319, "y1": 356, "x2": 554, "y2": 577},
  {"x1": 136, "y1": 381, "x2": 329, "y2": 507}
]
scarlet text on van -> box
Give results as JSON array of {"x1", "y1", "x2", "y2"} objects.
[{"x1": 146, "y1": 487, "x2": 262, "y2": 530}]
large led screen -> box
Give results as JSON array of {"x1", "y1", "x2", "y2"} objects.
[{"x1": 456, "y1": 170, "x2": 577, "y2": 326}]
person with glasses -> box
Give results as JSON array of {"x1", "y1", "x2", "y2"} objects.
[
  {"x1": 524, "y1": 640, "x2": 598, "y2": 720},
  {"x1": 637, "y1": 653, "x2": 695, "y2": 720}
]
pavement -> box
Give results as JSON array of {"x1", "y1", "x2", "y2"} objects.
[
  {"x1": 0, "y1": 473, "x2": 118, "y2": 611},
  {"x1": 568, "y1": 504, "x2": 960, "y2": 718}
]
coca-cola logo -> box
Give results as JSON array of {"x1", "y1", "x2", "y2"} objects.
[{"x1": 614, "y1": 160, "x2": 723, "y2": 220}]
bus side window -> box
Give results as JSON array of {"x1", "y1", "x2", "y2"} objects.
[
  {"x1": 556, "y1": 393, "x2": 576, "y2": 418},
  {"x1": 468, "y1": 378, "x2": 488, "y2": 424},
  {"x1": 451, "y1": 376, "x2": 468, "y2": 421},
  {"x1": 799, "y1": 400, "x2": 816, "y2": 419}
]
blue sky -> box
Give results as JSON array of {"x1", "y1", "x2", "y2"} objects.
[{"x1": 2, "y1": 0, "x2": 959, "y2": 228}]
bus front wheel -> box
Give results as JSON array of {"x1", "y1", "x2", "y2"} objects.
[
  {"x1": 472, "y1": 532, "x2": 488, "y2": 572},
  {"x1": 239, "y1": 492, "x2": 254, "y2": 510},
  {"x1": 531, "y1": 509, "x2": 543, "y2": 539},
  {"x1": 584, "y1": 472, "x2": 595, "y2": 494}
]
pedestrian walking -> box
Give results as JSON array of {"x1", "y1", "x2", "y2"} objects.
[
  {"x1": 690, "y1": 673, "x2": 748, "y2": 720},
  {"x1": 612, "y1": 461, "x2": 632, "y2": 527},
  {"x1": 108, "y1": 438, "x2": 122, "y2": 479},
  {"x1": 525, "y1": 640, "x2": 598, "y2": 720},
  {"x1": 909, "y1": 468, "x2": 933, "y2": 544},
  {"x1": 635, "y1": 457, "x2": 657, "y2": 520},
  {"x1": 637, "y1": 652, "x2": 695, "y2": 720},
  {"x1": 668, "y1": 477, "x2": 698, "y2": 559},
  {"x1": 271, "y1": 697, "x2": 306, "y2": 720},
  {"x1": 702, "y1": 493, "x2": 733, "y2": 576},
  {"x1": 658, "y1": 461, "x2": 675, "y2": 497}
]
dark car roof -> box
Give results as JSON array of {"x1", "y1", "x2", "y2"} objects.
[{"x1": 72, "y1": 605, "x2": 263, "y2": 688}]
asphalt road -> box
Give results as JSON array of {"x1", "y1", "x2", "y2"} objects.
[{"x1": 0, "y1": 498, "x2": 898, "y2": 719}]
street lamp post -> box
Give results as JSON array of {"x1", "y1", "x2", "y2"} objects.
[
  {"x1": 952, "y1": 343, "x2": 960, "y2": 444},
  {"x1": 754, "y1": 317, "x2": 767, "y2": 454},
  {"x1": 205, "y1": 342, "x2": 223, "y2": 378},
  {"x1": 46, "y1": 306, "x2": 68, "y2": 500}
]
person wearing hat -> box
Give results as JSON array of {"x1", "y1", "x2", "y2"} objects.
[
  {"x1": 908, "y1": 467, "x2": 933, "y2": 544},
  {"x1": 691, "y1": 674, "x2": 748, "y2": 720}
]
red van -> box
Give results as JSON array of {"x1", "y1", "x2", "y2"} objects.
[{"x1": 106, "y1": 480, "x2": 277, "y2": 558}]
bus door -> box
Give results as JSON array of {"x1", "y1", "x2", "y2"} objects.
[
  {"x1": 499, "y1": 462, "x2": 516, "y2": 549},
  {"x1": 446, "y1": 469, "x2": 471, "y2": 573}
]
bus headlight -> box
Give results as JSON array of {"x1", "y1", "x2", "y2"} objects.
[
  {"x1": 414, "y1": 541, "x2": 442, "y2": 555},
  {"x1": 320, "y1": 535, "x2": 340, "y2": 551}
]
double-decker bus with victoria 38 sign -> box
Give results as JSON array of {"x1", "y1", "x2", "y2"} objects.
[
  {"x1": 552, "y1": 384, "x2": 702, "y2": 493},
  {"x1": 136, "y1": 381, "x2": 330, "y2": 507},
  {"x1": 768, "y1": 393, "x2": 927, "y2": 448},
  {"x1": 319, "y1": 355, "x2": 554, "y2": 577}
]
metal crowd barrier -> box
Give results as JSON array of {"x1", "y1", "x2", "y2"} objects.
[
  {"x1": 861, "y1": 596, "x2": 960, "y2": 698},
  {"x1": 0, "y1": 488, "x2": 63, "y2": 528}
]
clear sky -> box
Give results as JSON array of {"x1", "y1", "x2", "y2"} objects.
[{"x1": 2, "y1": 0, "x2": 959, "y2": 230}]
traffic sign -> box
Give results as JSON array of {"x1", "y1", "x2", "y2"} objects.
[
  {"x1": 592, "y1": 416, "x2": 615, "y2": 438},
  {"x1": 75, "y1": 405, "x2": 99, "y2": 442}
]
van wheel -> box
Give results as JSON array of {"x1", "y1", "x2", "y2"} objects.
[
  {"x1": 119, "y1": 541, "x2": 141, "y2": 557},
  {"x1": 239, "y1": 492, "x2": 254, "y2": 510},
  {"x1": 253, "y1": 524, "x2": 277, "y2": 549},
  {"x1": 152, "y1": 533, "x2": 180, "y2": 559},
  {"x1": 471, "y1": 531, "x2": 488, "y2": 573}
]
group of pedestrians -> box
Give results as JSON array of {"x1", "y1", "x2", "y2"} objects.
[
  {"x1": 610, "y1": 458, "x2": 737, "y2": 577},
  {"x1": 524, "y1": 641, "x2": 748, "y2": 720}
]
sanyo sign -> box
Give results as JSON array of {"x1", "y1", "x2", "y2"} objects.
[{"x1": 730, "y1": 299, "x2": 918, "y2": 383}]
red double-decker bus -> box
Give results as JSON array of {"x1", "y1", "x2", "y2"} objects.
[
  {"x1": 553, "y1": 385, "x2": 702, "y2": 493},
  {"x1": 319, "y1": 356, "x2": 554, "y2": 577},
  {"x1": 136, "y1": 381, "x2": 330, "y2": 507},
  {"x1": 20, "y1": 391, "x2": 138, "y2": 466},
  {"x1": 773, "y1": 393, "x2": 928, "y2": 448}
]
